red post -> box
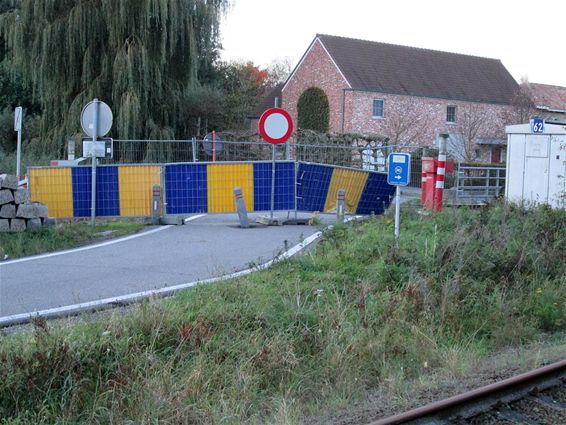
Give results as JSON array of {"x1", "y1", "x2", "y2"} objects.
[
  {"x1": 433, "y1": 135, "x2": 448, "y2": 212},
  {"x1": 421, "y1": 157, "x2": 433, "y2": 207},
  {"x1": 212, "y1": 130, "x2": 216, "y2": 162}
]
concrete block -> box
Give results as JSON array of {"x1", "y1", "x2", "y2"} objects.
[
  {"x1": 10, "y1": 218, "x2": 26, "y2": 232},
  {"x1": 16, "y1": 204, "x2": 37, "y2": 219},
  {"x1": 0, "y1": 189, "x2": 14, "y2": 205},
  {"x1": 0, "y1": 174, "x2": 18, "y2": 190},
  {"x1": 42, "y1": 217, "x2": 57, "y2": 227},
  {"x1": 14, "y1": 188, "x2": 29, "y2": 204},
  {"x1": 0, "y1": 204, "x2": 16, "y2": 218},
  {"x1": 0, "y1": 219, "x2": 9, "y2": 232},
  {"x1": 26, "y1": 218, "x2": 42, "y2": 231},
  {"x1": 34, "y1": 203, "x2": 49, "y2": 218}
]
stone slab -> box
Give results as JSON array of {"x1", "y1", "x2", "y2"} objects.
[
  {"x1": 0, "y1": 218, "x2": 9, "y2": 232},
  {"x1": 10, "y1": 218, "x2": 26, "y2": 232},
  {"x1": 0, "y1": 189, "x2": 14, "y2": 205},
  {"x1": 16, "y1": 204, "x2": 37, "y2": 219},
  {"x1": 0, "y1": 174, "x2": 18, "y2": 190},
  {"x1": 26, "y1": 218, "x2": 42, "y2": 231},
  {"x1": 34, "y1": 203, "x2": 49, "y2": 218},
  {"x1": 0, "y1": 204, "x2": 16, "y2": 218},
  {"x1": 14, "y1": 188, "x2": 29, "y2": 204}
]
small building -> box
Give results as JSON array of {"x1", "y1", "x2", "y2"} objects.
[
  {"x1": 505, "y1": 123, "x2": 566, "y2": 208},
  {"x1": 281, "y1": 34, "x2": 521, "y2": 162}
]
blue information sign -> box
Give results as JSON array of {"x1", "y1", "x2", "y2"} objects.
[
  {"x1": 387, "y1": 153, "x2": 411, "y2": 186},
  {"x1": 531, "y1": 118, "x2": 545, "y2": 134}
]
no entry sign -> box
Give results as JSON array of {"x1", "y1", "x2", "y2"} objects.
[{"x1": 258, "y1": 108, "x2": 293, "y2": 144}]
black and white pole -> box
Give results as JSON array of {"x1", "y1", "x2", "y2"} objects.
[
  {"x1": 337, "y1": 188, "x2": 345, "y2": 222},
  {"x1": 234, "y1": 187, "x2": 250, "y2": 228},
  {"x1": 90, "y1": 99, "x2": 99, "y2": 226},
  {"x1": 14, "y1": 106, "x2": 22, "y2": 180}
]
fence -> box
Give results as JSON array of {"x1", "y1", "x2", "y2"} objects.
[
  {"x1": 452, "y1": 163, "x2": 506, "y2": 203},
  {"x1": 93, "y1": 138, "x2": 424, "y2": 187}
]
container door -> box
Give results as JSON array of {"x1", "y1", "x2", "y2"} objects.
[
  {"x1": 548, "y1": 135, "x2": 566, "y2": 208},
  {"x1": 505, "y1": 134, "x2": 526, "y2": 203},
  {"x1": 524, "y1": 135, "x2": 550, "y2": 204}
]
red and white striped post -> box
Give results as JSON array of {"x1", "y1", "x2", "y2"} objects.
[{"x1": 433, "y1": 134, "x2": 448, "y2": 212}]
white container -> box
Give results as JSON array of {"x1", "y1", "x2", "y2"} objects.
[{"x1": 505, "y1": 123, "x2": 566, "y2": 209}]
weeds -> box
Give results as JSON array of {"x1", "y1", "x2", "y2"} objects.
[{"x1": 0, "y1": 202, "x2": 564, "y2": 423}]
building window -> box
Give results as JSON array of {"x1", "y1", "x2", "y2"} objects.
[
  {"x1": 447, "y1": 105, "x2": 457, "y2": 123},
  {"x1": 373, "y1": 99, "x2": 384, "y2": 118}
]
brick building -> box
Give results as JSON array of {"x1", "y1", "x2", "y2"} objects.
[{"x1": 279, "y1": 34, "x2": 521, "y2": 163}]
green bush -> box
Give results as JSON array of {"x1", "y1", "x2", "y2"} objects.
[{"x1": 297, "y1": 87, "x2": 330, "y2": 132}]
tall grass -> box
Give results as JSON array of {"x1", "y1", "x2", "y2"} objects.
[{"x1": 0, "y1": 202, "x2": 564, "y2": 423}]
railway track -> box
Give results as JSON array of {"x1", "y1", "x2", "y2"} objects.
[{"x1": 369, "y1": 359, "x2": 566, "y2": 425}]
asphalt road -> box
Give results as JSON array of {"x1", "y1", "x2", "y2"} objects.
[{"x1": 0, "y1": 213, "x2": 332, "y2": 319}]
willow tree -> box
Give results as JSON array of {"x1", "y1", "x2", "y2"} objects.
[{"x1": 0, "y1": 0, "x2": 228, "y2": 155}]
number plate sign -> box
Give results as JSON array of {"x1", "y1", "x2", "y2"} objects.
[{"x1": 530, "y1": 118, "x2": 545, "y2": 134}]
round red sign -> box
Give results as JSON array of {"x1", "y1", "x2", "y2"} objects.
[{"x1": 258, "y1": 108, "x2": 294, "y2": 145}]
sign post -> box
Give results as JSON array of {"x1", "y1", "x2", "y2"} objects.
[
  {"x1": 14, "y1": 106, "x2": 22, "y2": 180},
  {"x1": 258, "y1": 107, "x2": 293, "y2": 221},
  {"x1": 80, "y1": 99, "x2": 113, "y2": 225},
  {"x1": 387, "y1": 153, "x2": 411, "y2": 242}
]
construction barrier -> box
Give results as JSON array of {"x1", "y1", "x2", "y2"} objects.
[{"x1": 28, "y1": 161, "x2": 395, "y2": 218}]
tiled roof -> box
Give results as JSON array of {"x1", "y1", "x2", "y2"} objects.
[
  {"x1": 528, "y1": 82, "x2": 566, "y2": 112},
  {"x1": 317, "y1": 34, "x2": 519, "y2": 104}
]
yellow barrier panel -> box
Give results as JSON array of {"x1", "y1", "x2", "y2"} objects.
[
  {"x1": 29, "y1": 168, "x2": 73, "y2": 218},
  {"x1": 324, "y1": 168, "x2": 369, "y2": 213},
  {"x1": 207, "y1": 164, "x2": 254, "y2": 213},
  {"x1": 118, "y1": 166, "x2": 161, "y2": 216}
]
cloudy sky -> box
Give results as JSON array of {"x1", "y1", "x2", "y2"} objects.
[{"x1": 220, "y1": 0, "x2": 566, "y2": 87}]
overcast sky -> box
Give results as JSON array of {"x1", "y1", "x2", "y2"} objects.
[{"x1": 220, "y1": 0, "x2": 566, "y2": 87}]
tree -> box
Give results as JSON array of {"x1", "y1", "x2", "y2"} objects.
[
  {"x1": 264, "y1": 57, "x2": 292, "y2": 88},
  {"x1": 0, "y1": 0, "x2": 229, "y2": 155},
  {"x1": 447, "y1": 103, "x2": 504, "y2": 162},
  {"x1": 217, "y1": 61, "x2": 267, "y2": 131},
  {"x1": 380, "y1": 99, "x2": 433, "y2": 149}
]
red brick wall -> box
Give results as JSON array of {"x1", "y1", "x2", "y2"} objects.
[
  {"x1": 282, "y1": 39, "x2": 349, "y2": 132},
  {"x1": 345, "y1": 91, "x2": 513, "y2": 149}
]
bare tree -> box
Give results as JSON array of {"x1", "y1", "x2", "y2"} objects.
[
  {"x1": 381, "y1": 99, "x2": 431, "y2": 149},
  {"x1": 448, "y1": 103, "x2": 503, "y2": 162},
  {"x1": 505, "y1": 80, "x2": 537, "y2": 125}
]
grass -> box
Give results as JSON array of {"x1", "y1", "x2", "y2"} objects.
[
  {"x1": 0, "y1": 202, "x2": 565, "y2": 424},
  {"x1": 0, "y1": 220, "x2": 146, "y2": 259}
]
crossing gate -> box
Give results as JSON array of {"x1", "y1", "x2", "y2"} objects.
[{"x1": 28, "y1": 161, "x2": 395, "y2": 218}]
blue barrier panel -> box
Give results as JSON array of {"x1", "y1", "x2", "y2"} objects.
[
  {"x1": 165, "y1": 163, "x2": 208, "y2": 214},
  {"x1": 253, "y1": 162, "x2": 295, "y2": 211},
  {"x1": 356, "y1": 172, "x2": 395, "y2": 215},
  {"x1": 296, "y1": 163, "x2": 333, "y2": 212},
  {"x1": 71, "y1": 166, "x2": 120, "y2": 217}
]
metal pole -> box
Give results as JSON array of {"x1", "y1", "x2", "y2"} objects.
[
  {"x1": 15, "y1": 106, "x2": 22, "y2": 180},
  {"x1": 394, "y1": 186, "x2": 401, "y2": 244},
  {"x1": 91, "y1": 98, "x2": 99, "y2": 226},
  {"x1": 192, "y1": 136, "x2": 197, "y2": 162},
  {"x1": 270, "y1": 144, "x2": 276, "y2": 219},
  {"x1": 212, "y1": 130, "x2": 216, "y2": 162},
  {"x1": 16, "y1": 126, "x2": 22, "y2": 179}
]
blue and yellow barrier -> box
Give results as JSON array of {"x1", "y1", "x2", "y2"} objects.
[
  {"x1": 30, "y1": 165, "x2": 160, "y2": 218},
  {"x1": 297, "y1": 163, "x2": 395, "y2": 215},
  {"x1": 29, "y1": 161, "x2": 394, "y2": 218}
]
